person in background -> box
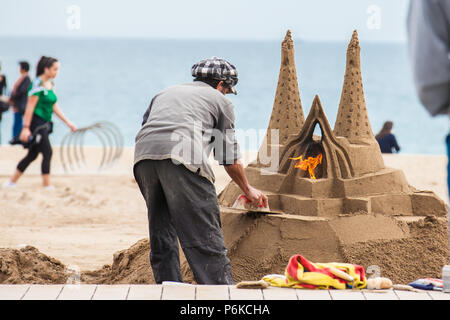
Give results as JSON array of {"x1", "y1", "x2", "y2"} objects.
[
  {"x1": 407, "y1": 0, "x2": 450, "y2": 198},
  {"x1": 9, "y1": 61, "x2": 31, "y2": 144},
  {"x1": 375, "y1": 121, "x2": 400, "y2": 153},
  {"x1": 0, "y1": 60, "x2": 9, "y2": 143},
  {"x1": 2, "y1": 56, "x2": 77, "y2": 189},
  {"x1": 0, "y1": 68, "x2": 6, "y2": 95}
]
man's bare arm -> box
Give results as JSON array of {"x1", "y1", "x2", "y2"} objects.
[{"x1": 224, "y1": 160, "x2": 268, "y2": 208}]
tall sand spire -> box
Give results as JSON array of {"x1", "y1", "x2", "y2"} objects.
[
  {"x1": 334, "y1": 30, "x2": 375, "y2": 143},
  {"x1": 262, "y1": 29, "x2": 305, "y2": 147}
]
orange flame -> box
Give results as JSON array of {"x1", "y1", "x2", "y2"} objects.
[{"x1": 289, "y1": 153, "x2": 323, "y2": 179}]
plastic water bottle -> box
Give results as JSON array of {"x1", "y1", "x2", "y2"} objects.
[{"x1": 443, "y1": 265, "x2": 450, "y2": 293}]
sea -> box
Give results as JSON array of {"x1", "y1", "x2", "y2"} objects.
[{"x1": 0, "y1": 37, "x2": 448, "y2": 154}]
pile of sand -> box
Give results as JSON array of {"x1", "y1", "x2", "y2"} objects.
[
  {"x1": 0, "y1": 240, "x2": 155, "y2": 285},
  {"x1": 0, "y1": 246, "x2": 68, "y2": 284},
  {"x1": 81, "y1": 239, "x2": 154, "y2": 284}
]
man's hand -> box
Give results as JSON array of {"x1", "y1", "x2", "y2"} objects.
[
  {"x1": 244, "y1": 185, "x2": 269, "y2": 208},
  {"x1": 223, "y1": 160, "x2": 269, "y2": 208}
]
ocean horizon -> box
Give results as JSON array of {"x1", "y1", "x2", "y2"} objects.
[{"x1": 0, "y1": 37, "x2": 448, "y2": 154}]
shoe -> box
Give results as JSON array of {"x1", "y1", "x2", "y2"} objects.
[
  {"x1": 2, "y1": 180, "x2": 17, "y2": 189},
  {"x1": 44, "y1": 185, "x2": 55, "y2": 190},
  {"x1": 8, "y1": 137, "x2": 22, "y2": 145}
]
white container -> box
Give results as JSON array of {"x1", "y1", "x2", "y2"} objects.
[{"x1": 443, "y1": 265, "x2": 450, "y2": 293}]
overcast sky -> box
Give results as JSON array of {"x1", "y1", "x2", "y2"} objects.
[{"x1": 0, "y1": 0, "x2": 409, "y2": 42}]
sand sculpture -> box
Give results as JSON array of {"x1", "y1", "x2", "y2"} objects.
[{"x1": 218, "y1": 30, "x2": 449, "y2": 283}]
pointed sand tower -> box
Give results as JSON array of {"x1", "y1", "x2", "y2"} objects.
[
  {"x1": 330, "y1": 30, "x2": 385, "y2": 176},
  {"x1": 334, "y1": 30, "x2": 375, "y2": 143},
  {"x1": 256, "y1": 30, "x2": 304, "y2": 167}
]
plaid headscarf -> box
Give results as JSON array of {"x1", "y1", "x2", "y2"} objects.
[{"x1": 191, "y1": 56, "x2": 238, "y2": 94}]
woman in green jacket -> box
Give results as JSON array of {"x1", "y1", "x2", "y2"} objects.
[{"x1": 2, "y1": 56, "x2": 76, "y2": 189}]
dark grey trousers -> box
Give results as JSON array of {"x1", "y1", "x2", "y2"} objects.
[{"x1": 133, "y1": 159, "x2": 233, "y2": 285}]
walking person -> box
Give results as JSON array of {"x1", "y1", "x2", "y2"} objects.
[
  {"x1": 2, "y1": 56, "x2": 77, "y2": 189},
  {"x1": 375, "y1": 121, "x2": 400, "y2": 153},
  {"x1": 133, "y1": 57, "x2": 268, "y2": 285},
  {"x1": 9, "y1": 61, "x2": 31, "y2": 144},
  {"x1": 0, "y1": 60, "x2": 7, "y2": 96},
  {"x1": 0, "y1": 61, "x2": 8, "y2": 143}
]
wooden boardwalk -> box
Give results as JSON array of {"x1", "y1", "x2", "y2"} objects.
[{"x1": 1, "y1": 284, "x2": 449, "y2": 300}]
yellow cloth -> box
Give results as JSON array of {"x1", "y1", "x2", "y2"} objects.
[{"x1": 263, "y1": 254, "x2": 367, "y2": 290}]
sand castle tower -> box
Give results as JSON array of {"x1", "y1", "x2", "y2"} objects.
[
  {"x1": 334, "y1": 30, "x2": 374, "y2": 143},
  {"x1": 257, "y1": 30, "x2": 304, "y2": 166},
  {"x1": 217, "y1": 30, "x2": 448, "y2": 284}
]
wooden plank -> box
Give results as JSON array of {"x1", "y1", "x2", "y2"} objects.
[
  {"x1": 0, "y1": 285, "x2": 30, "y2": 300},
  {"x1": 295, "y1": 289, "x2": 331, "y2": 300},
  {"x1": 196, "y1": 285, "x2": 229, "y2": 300},
  {"x1": 161, "y1": 284, "x2": 196, "y2": 300},
  {"x1": 362, "y1": 290, "x2": 399, "y2": 300},
  {"x1": 427, "y1": 291, "x2": 450, "y2": 300},
  {"x1": 22, "y1": 285, "x2": 64, "y2": 300},
  {"x1": 329, "y1": 290, "x2": 365, "y2": 300},
  {"x1": 394, "y1": 290, "x2": 431, "y2": 300},
  {"x1": 91, "y1": 285, "x2": 130, "y2": 300},
  {"x1": 228, "y1": 286, "x2": 263, "y2": 300},
  {"x1": 127, "y1": 285, "x2": 163, "y2": 300},
  {"x1": 57, "y1": 285, "x2": 97, "y2": 300},
  {"x1": 262, "y1": 287, "x2": 298, "y2": 300}
]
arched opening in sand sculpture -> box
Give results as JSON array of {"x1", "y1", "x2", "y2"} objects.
[{"x1": 282, "y1": 121, "x2": 327, "y2": 180}]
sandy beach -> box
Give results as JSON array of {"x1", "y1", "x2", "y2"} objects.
[{"x1": 0, "y1": 145, "x2": 448, "y2": 271}]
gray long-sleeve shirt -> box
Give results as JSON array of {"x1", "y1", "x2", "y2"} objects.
[
  {"x1": 407, "y1": 0, "x2": 450, "y2": 117},
  {"x1": 134, "y1": 81, "x2": 241, "y2": 184}
]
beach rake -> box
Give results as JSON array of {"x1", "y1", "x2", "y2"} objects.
[{"x1": 60, "y1": 121, "x2": 124, "y2": 172}]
